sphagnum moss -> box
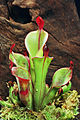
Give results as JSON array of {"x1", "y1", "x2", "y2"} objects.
[{"x1": 0, "y1": 83, "x2": 80, "y2": 120}]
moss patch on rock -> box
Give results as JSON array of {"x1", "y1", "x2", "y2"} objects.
[{"x1": 0, "y1": 86, "x2": 80, "y2": 120}]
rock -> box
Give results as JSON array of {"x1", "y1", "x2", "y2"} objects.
[
  {"x1": 12, "y1": 0, "x2": 39, "y2": 8},
  {"x1": 0, "y1": 0, "x2": 9, "y2": 19},
  {"x1": 0, "y1": 17, "x2": 36, "y2": 98}
]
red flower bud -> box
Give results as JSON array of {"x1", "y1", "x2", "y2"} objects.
[{"x1": 36, "y1": 16, "x2": 44, "y2": 30}]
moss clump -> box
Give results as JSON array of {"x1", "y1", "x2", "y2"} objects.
[
  {"x1": 0, "y1": 104, "x2": 78, "y2": 120},
  {"x1": 42, "y1": 105, "x2": 76, "y2": 120},
  {"x1": 0, "y1": 106, "x2": 37, "y2": 120},
  {"x1": 0, "y1": 87, "x2": 80, "y2": 120},
  {"x1": 54, "y1": 90, "x2": 80, "y2": 110}
]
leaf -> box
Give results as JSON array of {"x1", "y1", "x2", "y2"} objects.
[
  {"x1": 25, "y1": 30, "x2": 48, "y2": 57},
  {"x1": 52, "y1": 67, "x2": 72, "y2": 87},
  {"x1": 11, "y1": 67, "x2": 29, "y2": 79},
  {"x1": 11, "y1": 67, "x2": 33, "y2": 109},
  {"x1": 32, "y1": 56, "x2": 53, "y2": 111},
  {"x1": 61, "y1": 81, "x2": 72, "y2": 94},
  {"x1": 0, "y1": 100, "x2": 14, "y2": 108},
  {"x1": 41, "y1": 87, "x2": 58, "y2": 109},
  {"x1": 29, "y1": 55, "x2": 36, "y2": 84},
  {"x1": 9, "y1": 52, "x2": 29, "y2": 71},
  {"x1": 9, "y1": 86, "x2": 21, "y2": 105}
]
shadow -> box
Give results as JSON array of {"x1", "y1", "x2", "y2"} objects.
[
  {"x1": 8, "y1": 5, "x2": 32, "y2": 24},
  {"x1": 74, "y1": 0, "x2": 80, "y2": 18}
]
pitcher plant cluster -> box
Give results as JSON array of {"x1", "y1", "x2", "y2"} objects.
[{"x1": 6, "y1": 16, "x2": 73, "y2": 111}]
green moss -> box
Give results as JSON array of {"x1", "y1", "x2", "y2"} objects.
[
  {"x1": 0, "y1": 89, "x2": 79, "y2": 120},
  {"x1": 42, "y1": 105, "x2": 78, "y2": 120},
  {"x1": 0, "y1": 107, "x2": 37, "y2": 120}
]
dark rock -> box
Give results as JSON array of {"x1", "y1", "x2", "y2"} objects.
[{"x1": 0, "y1": 0, "x2": 9, "y2": 19}]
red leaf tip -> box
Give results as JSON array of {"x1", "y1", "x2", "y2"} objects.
[
  {"x1": 9, "y1": 61, "x2": 13, "y2": 69},
  {"x1": 43, "y1": 45, "x2": 49, "y2": 57},
  {"x1": 0, "y1": 96, "x2": 3, "y2": 101},
  {"x1": 70, "y1": 61, "x2": 74, "y2": 69},
  {"x1": 36, "y1": 16, "x2": 44, "y2": 30},
  {"x1": 10, "y1": 44, "x2": 15, "y2": 54}
]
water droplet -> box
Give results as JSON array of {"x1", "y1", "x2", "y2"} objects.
[{"x1": 36, "y1": 89, "x2": 38, "y2": 92}]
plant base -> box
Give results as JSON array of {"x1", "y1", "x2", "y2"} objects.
[{"x1": 0, "y1": 89, "x2": 80, "y2": 120}]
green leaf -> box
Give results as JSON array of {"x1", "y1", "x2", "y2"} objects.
[
  {"x1": 11, "y1": 67, "x2": 29, "y2": 79},
  {"x1": 52, "y1": 67, "x2": 72, "y2": 87},
  {"x1": 25, "y1": 30, "x2": 48, "y2": 57},
  {"x1": 61, "y1": 81, "x2": 72, "y2": 94},
  {"x1": 12, "y1": 67, "x2": 33, "y2": 109},
  {"x1": 0, "y1": 100, "x2": 14, "y2": 108},
  {"x1": 29, "y1": 55, "x2": 36, "y2": 84},
  {"x1": 9, "y1": 86, "x2": 21, "y2": 105},
  {"x1": 32, "y1": 56, "x2": 53, "y2": 111},
  {"x1": 9, "y1": 52, "x2": 29, "y2": 70},
  {"x1": 41, "y1": 87, "x2": 58, "y2": 109}
]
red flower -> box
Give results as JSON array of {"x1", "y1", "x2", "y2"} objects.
[{"x1": 36, "y1": 16, "x2": 44, "y2": 30}]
